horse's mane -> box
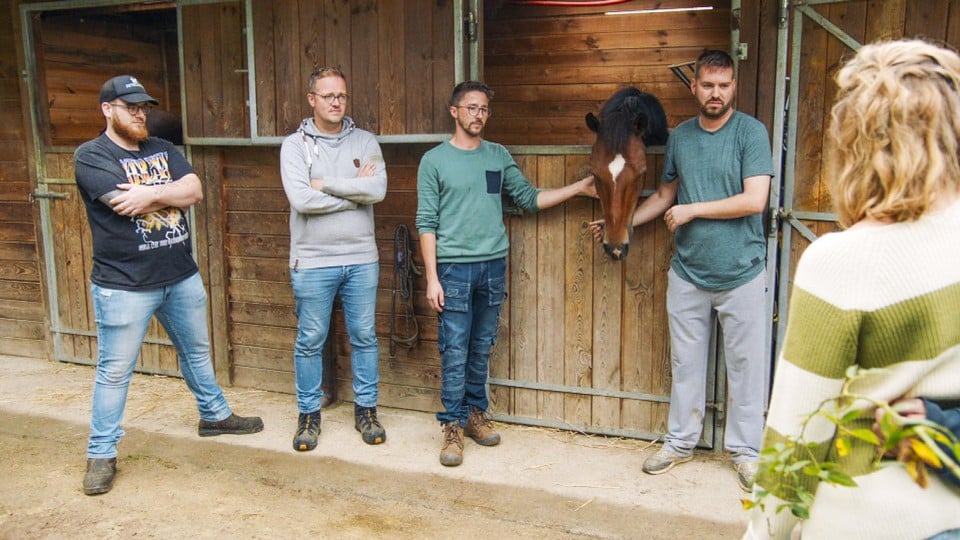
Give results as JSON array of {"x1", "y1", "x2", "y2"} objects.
[
  {"x1": 596, "y1": 87, "x2": 668, "y2": 151},
  {"x1": 598, "y1": 94, "x2": 642, "y2": 154}
]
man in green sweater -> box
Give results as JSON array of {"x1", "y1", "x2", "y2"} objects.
[{"x1": 416, "y1": 81, "x2": 595, "y2": 467}]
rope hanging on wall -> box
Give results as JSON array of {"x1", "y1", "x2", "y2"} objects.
[{"x1": 390, "y1": 224, "x2": 422, "y2": 358}]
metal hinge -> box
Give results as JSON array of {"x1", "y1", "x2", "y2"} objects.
[{"x1": 464, "y1": 10, "x2": 478, "y2": 42}]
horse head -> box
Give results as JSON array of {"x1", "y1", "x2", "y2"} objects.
[{"x1": 586, "y1": 88, "x2": 667, "y2": 261}]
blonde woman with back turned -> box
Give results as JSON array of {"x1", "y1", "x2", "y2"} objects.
[{"x1": 744, "y1": 39, "x2": 960, "y2": 540}]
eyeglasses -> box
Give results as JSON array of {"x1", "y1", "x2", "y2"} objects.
[
  {"x1": 108, "y1": 101, "x2": 153, "y2": 115},
  {"x1": 309, "y1": 92, "x2": 349, "y2": 105},
  {"x1": 455, "y1": 105, "x2": 490, "y2": 117}
]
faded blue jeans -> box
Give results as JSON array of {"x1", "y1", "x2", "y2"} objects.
[
  {"x1": 88, "y1": 272, "x2": 232, "y2": 458},
  {"x1": 435, "y1": 258, "x2": 506, "y2": 425},
  {"x1": 291, "y1": 263, "x2": 380, "y2": 413}
]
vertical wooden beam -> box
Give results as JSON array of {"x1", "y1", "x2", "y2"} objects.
[
  {"x1": 535, "y1": 155, "x2": 564, "y2": 421},
  {"x1": 562, "y1": 154, "x2": 592, "y2": 427}
]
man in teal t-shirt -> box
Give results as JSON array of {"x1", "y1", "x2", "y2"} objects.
[
  {"x1": 416, "y1": 81, "x2": 594, "y2": 467},
  {"x1": 593, "y1": 50, "x2": 774, "y2": 491}
]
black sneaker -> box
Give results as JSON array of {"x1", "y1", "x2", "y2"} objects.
[
  {"x1": 83, "y1": 457, "x2": 117, "y2": 496},
  {"x1": 293, "y1": 410, "x2": 321, "y2": 452},
  {"x1": 354, "y1": 405, "x2": 386, "y2": 445},
  {"x1": 198, "y1": 413, "x2": 264, "y2": 437}
]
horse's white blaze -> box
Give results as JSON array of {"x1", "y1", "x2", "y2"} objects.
[{"x1": 607, "y1": 153, "x2": 625, "y2": 184}]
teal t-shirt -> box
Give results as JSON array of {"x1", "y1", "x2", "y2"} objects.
[
  {"x1": 416, "y1": 140, "x2": 540, "y2": 263},
  {"x1": 662, "y1": 111, "x2": 774, "y2": 290}
]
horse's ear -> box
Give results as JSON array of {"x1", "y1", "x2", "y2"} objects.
[{"x1": 585, "y1": 112, "x2": 600, "y2": 132}]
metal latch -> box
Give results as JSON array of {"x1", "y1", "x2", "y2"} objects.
[{"x1": 29, "y1": 191, "x2": 69, "y2": 203}]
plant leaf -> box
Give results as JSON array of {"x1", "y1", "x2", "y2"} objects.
[{"x1": 848, "y1": 428, "x2": 880, "y2": 445}]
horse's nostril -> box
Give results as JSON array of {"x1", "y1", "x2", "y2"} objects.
[{"x1": 602, "y1": 243, "x2": 630, "y2": 261}]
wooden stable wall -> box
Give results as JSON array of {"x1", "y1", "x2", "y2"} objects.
[
  {"x1": 484, "y1": 0, "x2": 732, "y2": 145},
  {"x1": 209, "y1": 143, "x2": 672, "y2": 434},
  {"x1": 0, "y1": 0, "x2": 47, "y2": 359}
]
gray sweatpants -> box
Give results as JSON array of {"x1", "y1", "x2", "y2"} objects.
[{"x1": 662, "y1": 268, "x2": 767, "y2": 462}]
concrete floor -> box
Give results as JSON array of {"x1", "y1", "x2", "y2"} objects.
[{"x1": 0, "y1": 355, "x2": 749, "y2": 539}]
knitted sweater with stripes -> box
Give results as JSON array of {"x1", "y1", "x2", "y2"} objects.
[{"x1": 744, "y1": 200, "x2": 960, "y2": 540}]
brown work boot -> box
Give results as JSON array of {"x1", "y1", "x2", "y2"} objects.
[
  {"x1": 464, "y1": 407, "x2": 500, "y2": 446},
  {"x1": 439, "y1": 422, "x2": 464, "y2": 467}
]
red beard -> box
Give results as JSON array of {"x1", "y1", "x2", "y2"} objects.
[{"x1": 111, "y1": 113, "x2": 149, "y2": 144}]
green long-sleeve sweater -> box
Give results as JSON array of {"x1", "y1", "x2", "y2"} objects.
[
  {"x1": 744, "y1": 200, "x2": 960, "y2": 540},
  {"x1": 415, "y1": 140, "x2": 540, "y2": 263}
]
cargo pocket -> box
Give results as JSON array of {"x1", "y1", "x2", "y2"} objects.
[{"x1": 488, "y1": 273, "x2": 505, "y2": 306}]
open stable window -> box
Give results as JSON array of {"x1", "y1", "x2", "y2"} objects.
[{"x1": 28, "y1": 3, "x2": 181, "y2": 149}]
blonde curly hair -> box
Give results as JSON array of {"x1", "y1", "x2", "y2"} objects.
[{"x1": 829, "y1": 39, "x2": 960, "y2": 228}]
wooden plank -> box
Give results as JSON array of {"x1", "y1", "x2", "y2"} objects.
[
  {"x1": 486, "y1": 64, "x2": 681, "y2": 85},
  {"x1": 252, "y1": 0, "x2": 278, "y2": 137},
  {"x1": 510, "y1": 155, "x2": 540, "y2": 418},
  {"x1": 225, "y1": 212, "x2": 288, "y2": 235},
  {"x1": 0, "y1": 337, "x2": 48, "y2": 359},
  {"x1": 948, "y1": 1, "x2": 960, "y2": 48},
  {"x1": 192, "y1": 149, "x2": 230, "y2": 382},
  {"x1": 865, "y1": 0, "x2": 906, "y2": 42},
  {"x1": 904, "y1": 0, "x2": 949, "y2": 40},
  {"x1": 647, "y1": 155, "x2": 672, "y2": 433},
  {"x1": 489, "y1": 253, "x2": 512, "y2": 413},
  {"x1": 378, "y1": 0, "x2": 405, "y2": 135},
  {"x1": 0, "y1": 260, "x2": 39, "y2": 282},
  {"x1": 404, "y1": 0, "x2": 434, "y2": 133},
  {"x1": 218, "y1": 1, "x2": 247, "y2": 138},
  {"x1": 491, "y1": 0, "x2": 726, "y2": 19},
  {"x1": 485, "y1": 28, "x2": 731, "y2": 56},
  {"x1": 274, "y1": 0, "x2": 303, "y2": 136},
  {"x1": 792, "y1": 8, "x2": 829, "y2": 214},
  {"x1": 562, "y1": 155, "x2": 593, "y2": 427},
  {"x1": 0, "y1": 278, "x2": 41, "y2": 302},
  {"x1": 591, "y1": 222, "x2": 623, "y2": 430},
  {"x1": 182, "y1": 3, "x2": 205, "y2": 138},
  {"x1": 0, "y1": 203, "x2": 34, "y2": 224},
  {"x1": 487, "y1": 10, "x2": 728, "y2": 37},
  {"x1": 0, "y1": 241, "x2": 37, "y2": 261},
  {"x1": 350, "y1": 0, "x2": 380, "y2": 133},
  {"x1": 0, "y1": 299, "x2": 46, "y2": 323},
  {"x1": 430, "y1": 0, "x2": 454, "y2": 133},
  {"x1": 485, "y1": 46, "x2": 716, "y2": 69},
  {"x1": 535, "y1": 155, "x2": 565, "y2": 422}
]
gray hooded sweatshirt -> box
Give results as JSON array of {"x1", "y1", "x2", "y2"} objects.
[{"x1": 280, "y1": 116, "x2": 387, "y2": 269}]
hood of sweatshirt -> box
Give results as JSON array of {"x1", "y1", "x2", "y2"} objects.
[{"x1": 297, "y1": 116, "x2": 356, "y2": 147}]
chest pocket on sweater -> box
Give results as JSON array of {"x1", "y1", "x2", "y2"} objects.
[{"x1": 485, "y1": 170, "x2": 502, "y2": 194}]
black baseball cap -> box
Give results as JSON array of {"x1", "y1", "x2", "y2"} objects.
[{"x1": 99, "y1": 75, "x2": 159, "y2": 105}]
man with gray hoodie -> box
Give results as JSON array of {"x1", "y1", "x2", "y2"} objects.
[{"x1": 280, "y1": 67, "x2": 388, "y2": 450}]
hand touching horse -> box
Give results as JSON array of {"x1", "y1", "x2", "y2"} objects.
[{"x1": 586, "y1": 88, "x2": 667, "y2": 260}]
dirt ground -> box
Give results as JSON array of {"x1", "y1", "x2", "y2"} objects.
[{"x1": 0, "y1": 357, "x2": 748, "y2": 539}]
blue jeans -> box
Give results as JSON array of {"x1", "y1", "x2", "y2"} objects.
[
  {"x1": 435, "y1": 258, "x2": 506, "y2": 425},
  {"x1": 291, "y1": 263, "x2": 380, "y2": 413},
  {"x1": 88, "y1": 272, "x2": 231, "y2": 458}
]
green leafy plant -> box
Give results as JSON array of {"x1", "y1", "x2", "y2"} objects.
[{"x1": 743, "y1": 366, "x2": 960, "y2": 519}]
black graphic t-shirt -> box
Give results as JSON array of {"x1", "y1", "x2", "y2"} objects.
[{"x1": 74, "y1": 134, "x2": 198, "y2": 290}]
